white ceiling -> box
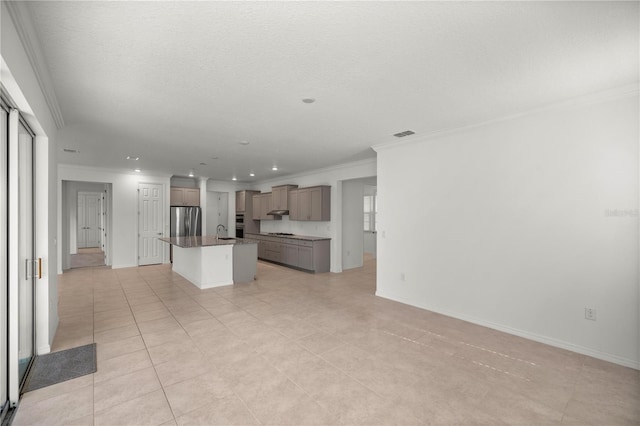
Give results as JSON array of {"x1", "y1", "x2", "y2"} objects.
[{"x1": 24, "y1": 1, "x2": 639, "y2": 182}]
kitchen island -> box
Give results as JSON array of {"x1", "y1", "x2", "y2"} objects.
[
  {"x1": 159, "y1": 236, "x2": 258, "y2": 289},
  {"x1": 245, "y1": 232, "x2": 330, "y2": 273}
]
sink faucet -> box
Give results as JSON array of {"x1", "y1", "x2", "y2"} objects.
[{"x1": 216, "y1": 224, "x2": 227, "y2": 237}]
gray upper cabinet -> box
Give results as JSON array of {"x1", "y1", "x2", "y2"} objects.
[
  {"x1": 252, "y1": 194, "x2": 261, "y2": 220},
  {"x1": 236, "y1": 191, "x2": 245, "y2": 212},
  {"x1": 291, "y1": 185, "x2": 330, "y2": 221},
  {"x1": 236, "y1": 190, "x2": 259, "y2": 213},
  {"x1": 289, "y1": 190, "x2": 299, "y2": 220},
  {"x1": 260, "y1": 193, "x2": 272, "y2": 219},
  {"x1": 170, "y1": 187, "x2": 200, "y2": 206},
  {"x1": 271, "y1": 185, "x2": 298, "y2": 211},
  {"x1": 251, "y1": 193, "x2": 281, "y2": 220}
]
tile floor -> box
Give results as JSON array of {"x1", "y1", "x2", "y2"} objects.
[
  {"x1": 70, "y1": 248, "x2": 105, "y2": 269},
  {"x1": 13, "y1": 257, "x2": 640, "y2": 425}
]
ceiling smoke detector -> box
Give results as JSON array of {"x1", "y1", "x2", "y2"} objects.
[{"x1": 393, "y1": 130, "x2": 415, "y2": 138}]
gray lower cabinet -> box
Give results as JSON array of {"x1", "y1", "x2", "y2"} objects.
[
  {"x1": 246, "y1": 233, "x2": 330, "y2": 273},
  {"x1": 282, "y1": 244, "x2": 299, "y2": 266},
  {"x1": 297, "y1": 246, "x2": 313, "y2": 270}
]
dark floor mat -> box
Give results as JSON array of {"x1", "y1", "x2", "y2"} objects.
[{"x1": 24, "y1": 343, "x2": 96, "y2": 392}]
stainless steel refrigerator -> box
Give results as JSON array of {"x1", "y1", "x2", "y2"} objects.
[
  {"x1": 170, "y1": 206, "x2": 202, "y2": 261},
  {"x1": 171, "y1": 206, "x2": 202, "y2": 237}
]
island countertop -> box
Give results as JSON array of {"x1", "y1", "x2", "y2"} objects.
[{"x1": 158, "y1": 236, "x2": 258, "y2": 248}]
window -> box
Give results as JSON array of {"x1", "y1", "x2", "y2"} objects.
[{"x1": 364, "y1": 194, "x2": 377, "y2": 231}]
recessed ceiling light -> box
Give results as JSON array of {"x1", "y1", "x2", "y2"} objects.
[
  {"x1": 63, "y1": 148, "x2": 79, "y2": 153},
  {"x1": 232, "y1": 177, "x2": 237, "y2": 181},
  {"x1": 249, "y1": 172, "x2": 255, "y2": 177},
  {"x1": 238, "y1": 141, "x2": 250, "y2": 146},
  {"x1": 302, "y1": 98, "x2": 315, "y2": 104},
  {"x1": 134, "y1": 168, "x2": 141, "y2": 173},
  {"x1": 126, "y1": 156, "x2": 139, "y2": 161},
  {"x1": 188, "y1": 171, "x2": 194, "y2": 177},
  {"x1": 272, "y1": 166, "x2": 278, "y2": 171}
]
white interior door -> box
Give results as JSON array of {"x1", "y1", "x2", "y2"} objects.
[
  {"x1": 138, "y1": 183, "x2": 164, "y2": 265},
  {"x1": 84, "y1": 193, "x2": 100, "y2": 247},
  {"x1": 77, "y1": 192, "x2": 100, "y2": 249},
  {"x1": 77, "y1": 193, "x2": 86, "y2": 248},
  {"x1": 99, "y1": 193, "x2": 105, "y2": 250}
]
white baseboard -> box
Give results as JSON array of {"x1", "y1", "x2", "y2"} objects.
[
  {"x1": 375, "y1": 290, "x2": 639, "y2": 370},
  {"x1": 36, "y1": 344, "x2": 51, "y2": 356}
]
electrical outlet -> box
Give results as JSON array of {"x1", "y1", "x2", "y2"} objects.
[{"x1": 585, "y1": 308, "x2": 597, "y2": 321}]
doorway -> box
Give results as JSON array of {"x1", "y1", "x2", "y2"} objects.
[
  {"x1": 138, "y1": 182, "x2": 164, "y2": 266},
  {"x1": 341, "y1": 176, "x2": 377, "y2": 270},
  {"x1": 69, "y1": 191, "x2": 106, "y2": 268},
  {"x1": 77, "y1": 192, "x2": 101, "y2": 249},
  {"x1": 363, "y1": 184, "x2": 377, "y2": 258},
  {"x1": 62, "y1": 181, "x2": 111, "y2": 270}
]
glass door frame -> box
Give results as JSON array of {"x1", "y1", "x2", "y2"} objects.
[
  {"x1": 6, "y1": 106, "x2": 36, "y2": 406},
  {"x1": 1, "y1": 95, "x2": 10, "y2": 421}
]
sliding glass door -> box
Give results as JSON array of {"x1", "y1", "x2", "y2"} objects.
[
  {"x1": 16, "y1": 118, "x2": 35, "y2": 386},
  {"x1": 5, "y1": 105, "x2": 36, "y2": 406},
  {"x1": 1, "y1": 96, "x2": 9, "y2": 420}
]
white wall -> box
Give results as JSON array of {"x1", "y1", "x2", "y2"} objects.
[
  {"x1": 2, "y1": 1, "x2": 59, "y2": 353},
  {"x1": 374, "y1": 89, "x2": 639, "y2": 369},
  {"x1": 206, "y1": 180, "x2": 241, "y2": 236},
  {"x1": 206, "y1": 191, "x2": 229, "y2": 236},
  {"x1": 252, "y1": 159, "x2": 377, "y2": 272},
  {"x1": 58, "y1": 165, "x2": 171, "y2": 271}
]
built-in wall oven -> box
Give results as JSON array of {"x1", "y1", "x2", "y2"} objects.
[{"x1": 236, "y1": 214, "x2": 244, "y2": 238}]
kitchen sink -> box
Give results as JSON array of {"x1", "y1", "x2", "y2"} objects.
[{"x1": 218, "y1": 237, "x2": 236, "y2": 240}]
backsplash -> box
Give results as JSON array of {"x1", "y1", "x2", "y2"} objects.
[{"x1": 259, "y1": 216, "x2": 331, "y2": 237}]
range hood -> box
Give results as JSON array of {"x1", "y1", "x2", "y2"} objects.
[{"x1": 267, "y1": 209, "x2": 289, "y2": 216}]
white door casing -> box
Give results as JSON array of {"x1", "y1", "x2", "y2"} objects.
[{"x1": 138, "y1": 183, "x2": 164, "y2": 265}]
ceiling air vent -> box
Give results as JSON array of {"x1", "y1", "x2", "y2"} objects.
[{"x1": 393, "y1": 130, "x2": 415, "y2": 138}]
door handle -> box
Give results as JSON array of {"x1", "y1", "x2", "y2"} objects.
[{"x1": 25, "y1": 259, "x2": 41, "y2": 279}]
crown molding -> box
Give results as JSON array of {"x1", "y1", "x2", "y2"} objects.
[
  {"x1": 249, "y1": 157, "x2": 377, "y2": 187},
  {"x1": 5, "y1": 1, "x2": 65, "y2": 129},
  {"x1": 373, "y1": 83, "x2": 640, "y2": 153},
  {"x1": 58, "y1": 163, "x2": 172, "y2": 179}
]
